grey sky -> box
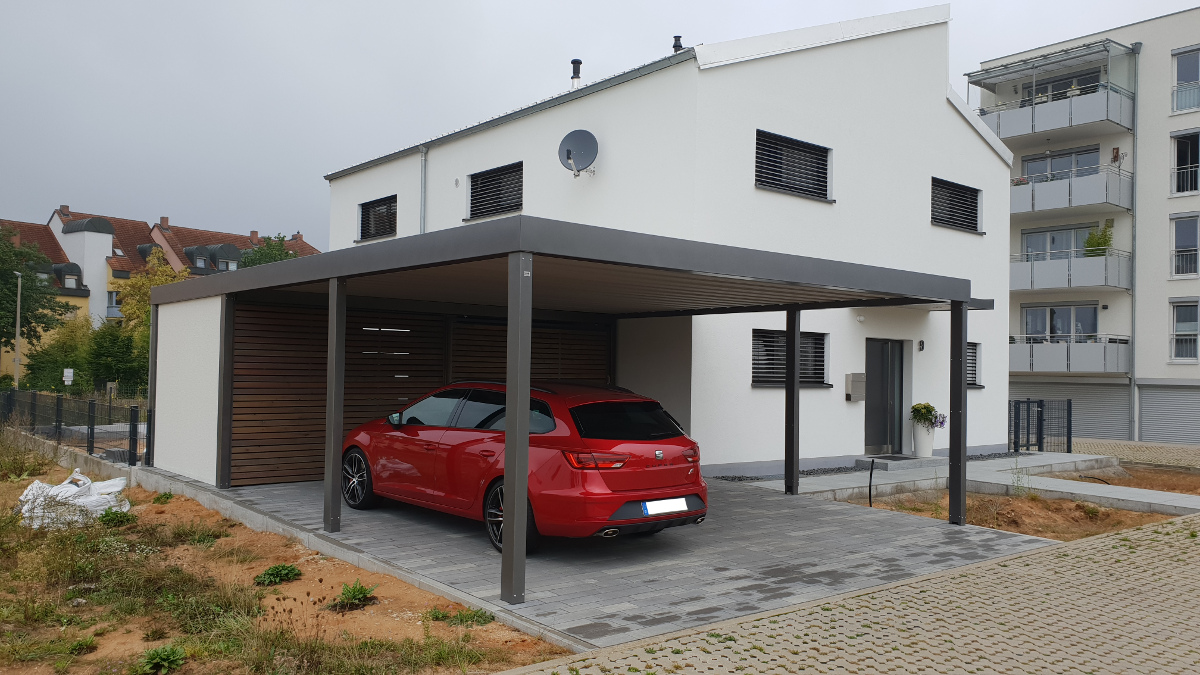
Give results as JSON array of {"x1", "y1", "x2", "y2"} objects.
[{"x1": 2, "y1": 1, "x2": 1195, "y2": 252}]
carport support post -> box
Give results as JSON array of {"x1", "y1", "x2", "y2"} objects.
[
  {"x1": 784, "y1": 308, "x2": 801, "y2": 494},
  {"x1": 948, "y1": 300, "x2": 968, "y2": 525},
  {"x1": 324, "y1": 278, "x2": 347, "y2": 534},
  {"x1": 501, "y1": 251, "x2": 532, "y2": 605}
]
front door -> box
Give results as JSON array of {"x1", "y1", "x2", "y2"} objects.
[
  {"x1": 377, "y1": 389, "x2": 464, "y2": 501},
  {"x1": 865, "y1": 339, "x2": 903, "y2": 455}
]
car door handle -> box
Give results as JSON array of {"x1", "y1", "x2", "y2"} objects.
[
  {"x1": 420, "y1": 442, "x2": 438, "y2": 451},
  {"x1": 479, "y1": 449, "x2": 496, "y2": 458}
]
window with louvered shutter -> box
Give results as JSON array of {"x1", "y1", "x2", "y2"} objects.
[
  {"x1": 752, "y1": 329, "x2": 827, "y2": 387},
  {"x1": 359, "y1": 195, "x2": 397, "y2": 240},
  {"x1": 967, "y1": 342, "x2": 981, "y2": 386},
  {"x1": 755, "y1": 130, "x2": 830, "y2": 200},
  {"x1": 469, "y1": 162, "x2": 523, "y2": 220},
  {"x1": 931, "y1": 177, "x2": 980, "y2": 232}
]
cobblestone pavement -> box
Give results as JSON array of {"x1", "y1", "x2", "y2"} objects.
[
  {"x1": 1075, "y1": 438, "x2": 1200, "y2": 469},
  {"x1": 511, "y1": 514, "x2": 1200, "y2": 675}
]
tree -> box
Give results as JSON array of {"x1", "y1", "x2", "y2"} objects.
[
  {"x1": 114, "y1": 247, "x2": 189, "y2": 393},
  {"x1": 0, "y1": 225, "x2": 72, "y2": 351},
  {"x1": 240, "y1": 234, "x2": 297, "y2": 268},
  {"x1": 88, "y1": 321, "x2": 141, "y2": 390},
  {"x1": 23, "y1": 316, "x2": 94, "y2": 394},
  {"x1": 116, "y1": 247, "x2": 189, "y2": 332}
]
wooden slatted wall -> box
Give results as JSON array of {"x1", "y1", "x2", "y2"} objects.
[{"x1": 229, "y1": 305, "x2": 612, "y2": 487}]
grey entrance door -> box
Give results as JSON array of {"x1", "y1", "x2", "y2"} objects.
[{"x1": 865, "y1": 338, "x2": 903, "y2": 455}]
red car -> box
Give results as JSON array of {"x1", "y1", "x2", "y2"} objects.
[{"x1": 340, "y1": 381, "x2": 707, "y2": 552}]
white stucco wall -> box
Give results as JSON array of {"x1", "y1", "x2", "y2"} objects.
[
  {"x1": 153, "y1": 296, "x2": 223, "y2": 485},
  {"x1": 53, "y1": 214, "x2": 113, "y2": 324},
  {"x1": 615, "y1": 317, "x2": 693, "y2": 434}
]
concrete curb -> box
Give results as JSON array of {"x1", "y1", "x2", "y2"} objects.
[{"x1": 21, "y1": 434, "x2": 596, "y2": 654}]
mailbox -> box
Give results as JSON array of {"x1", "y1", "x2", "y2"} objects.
[{"x1": 845, "y1": 373, "x2": 866, "y2": 402}]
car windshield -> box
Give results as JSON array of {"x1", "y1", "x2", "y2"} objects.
[{"x1": 569, "y1": 401, "x2": 684, "y2": 440}]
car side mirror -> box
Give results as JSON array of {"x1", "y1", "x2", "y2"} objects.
[{"x1": 387, "y1": 412, "x2": 401, "y2": 426}]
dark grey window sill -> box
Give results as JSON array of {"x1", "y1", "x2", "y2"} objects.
[
  {"x1": 463, "y1": 210, "x2": 522, "y2": 223},
  {"x1": 968, "y1": 384, "x2": 985, "y2": 389},
  {"x1": 354, "y1": 232, "x2": 397, "y2": 244},
  {"x1": 752, "y1": 382, "x2": 834, "y2": 389},
  {"x1": 755, "y1": 183, "x2": 835, "y2": 204},
  {"x1": 932, "y1": 221, "x2": 985, "y2": 235}
]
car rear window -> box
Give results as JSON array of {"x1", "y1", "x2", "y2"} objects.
[
  {"x1": 454, "y1": 389, "x2": 556, "y2": 434},
  {"x1": 569, "y1": 401, "x2": 684, "y2": 440}
]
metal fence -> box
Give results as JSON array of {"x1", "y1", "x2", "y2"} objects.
[
  {"x1": 1, "y1": 389, "x2": 154, "y2": 466},
  {"x1": 1009, "y1": 398, "x2": 1072, "y2": 453}
]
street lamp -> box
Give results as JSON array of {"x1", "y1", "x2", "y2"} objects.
[{"x1": 12, "y1": 272, "x2": 20, "y2": 390}]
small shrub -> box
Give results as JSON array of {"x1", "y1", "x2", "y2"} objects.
[
  {"x1": 325, "y1": 578, "x2": 378, "y2": 611},
  {"x1": 67, "y1": 636, "x2": 96, "y2": 655},
  {"x1": 422, "y1": 607, "x2": 451, "y2": 622},
  {"x1": 139, "y1": 644, "x2": 185, "y2": 674},
  {"x1": 422, "y1": 606, "x2": 494, "y2": 627},
  {"x1": 98, "y1": 508, "x2": 137, "y2": 528},
  {"x1": 151, "y1": 492, "x2": 174, "y2": 505},
  {"x1": 253, "y1": 564, "x2": 301, "y2": 586}
]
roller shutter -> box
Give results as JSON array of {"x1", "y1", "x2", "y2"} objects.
[
  {"x1": 1008, "y1": 380, "x2": 1130, "y2": 440},
  {"x1": 1139, "y1": 386, "x2": 1200, "y2": 444},
  {"x1": 229, "y1": 304, "x2": 612, "y2": 486}
]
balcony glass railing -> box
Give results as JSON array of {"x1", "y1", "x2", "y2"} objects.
[
  {"x1": 1172, "y1": 333, "x2": 1199, "y2": 360},
  {"x1": 1010, "y1": 165, "x2": 1133, "y2": 213},
  {"x1": 1010, "y1": 334, "x2": 1131, "y2": 373},
  {"x1": 1174, "y1": 249, "x2": 1199, "y2": 276},
  {"x1": 1011, "y1": 334, "x2": 1130, "y2": 345},
  {"x1": 106, "y1": 305, "x2": 124, "y2": 319},
  {"x1": 1010, "y1": 247, "x2": 1132, "y2": 290},
  {"x1": 1173, "y1": 81, "x2": 1200, "y2": 112},
  {"x1": 1171, "y1": 165, "x2": 1199, "y2": 194},
  {"x1": 977, "y1": 81, "x2": 1135, "y2": 140},
  {"x1": 979, "y1": 82, "x2": 1126, "y2": 114}
]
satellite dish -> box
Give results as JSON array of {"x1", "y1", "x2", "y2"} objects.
[{"x1": 558, "y1": 129, "x2": 598, "y2": 175}]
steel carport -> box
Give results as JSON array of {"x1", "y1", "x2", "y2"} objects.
[{"x1": 150, "y1": 214, "x2": 984, "y2": 605}]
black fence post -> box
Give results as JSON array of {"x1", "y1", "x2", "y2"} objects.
[
  {"x1": 128, "y1": 405, "x2": 139, "y2": 466},
  {"x1": 1, "y1": 389, "x2": 11, "y2": 424},
  {"x1": 145, "y1": 408, "x2": 154, "y2": 467},
  {"x1": 87, "y1": 399, "x2": 96, "y2": 455},
  {"x1": 29, "y1": 391, "x2": 37, "y2": 432},
  {"x1": 54, "y1": 394, "x2": 63, "y2": 442},
  {"x1": 1066, "y1": 399, "x2": 1073, "y2": 454},
  {"x1": 1036, "y1": 400, "x2": 1045, "y2": 452},
  {"x1": 1011, "y1": 401, "x2": 1020, "y2": 452}
]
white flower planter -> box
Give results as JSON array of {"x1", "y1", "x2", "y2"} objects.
[{"x1": 913, "y1": 425, "x2": 935, "y2": 458}]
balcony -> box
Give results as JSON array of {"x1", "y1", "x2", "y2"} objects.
[
  {"x1": 1010, "y1": 248, "x2": 1131, "y2": 291},
  {"x1": 1010, "y1": 334, "x2": 1130, "y2": 373},
  {"x1": 1173, "y1": 82, "x2": 1200, "y2": 113},
  {"x1": 1173, "y1": 248, "x2": 1199, "y2": 277},
  {"x1": 106, "y1": 305, "x2": 124, "y2": 319},
  {"x1": 1011, "y1": 165, "x2": 1132, "y2": 217},
  {"x1": 977, "y1": 83, "x2": 1134, "y2": 150},
  {"x1": 1171, "y1": 165, "x2": 1199, "y2": 195},
  {"x1": 1172, "y1": 333, "x2": 1198, "y2": 361}
]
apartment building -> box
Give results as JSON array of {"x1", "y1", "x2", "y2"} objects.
[{"x1": 968, "y1": 6, "x2": 1200, "y2": 443}]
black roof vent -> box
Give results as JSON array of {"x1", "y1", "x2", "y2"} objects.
[
  {"x1": 571, "y1": 59, "x2": 582, "y2": 89},
  {"x1": 673, "y1": 36, "x2": 684, "y2": 53}
]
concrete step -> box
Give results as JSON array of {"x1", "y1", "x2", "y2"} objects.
[{"x1": 855, "y1": 455, "x2": 948, "y2": 471}]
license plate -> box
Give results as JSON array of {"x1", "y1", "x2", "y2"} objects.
[{"x1": 642, "y1": 497, "x2": 688, "y2": 516}]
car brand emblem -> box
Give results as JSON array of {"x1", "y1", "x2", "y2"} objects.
[{"x1": 655, "y1": 450, "x2": 664, "y2": 460}]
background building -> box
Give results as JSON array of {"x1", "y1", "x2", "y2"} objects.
[{"x1": 969, "y1": 6, "x2": 1200, "y2": 443}]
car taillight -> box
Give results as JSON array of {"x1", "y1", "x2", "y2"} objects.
[
  {"x1": 682, "y1": 446, "x2": 699, "y2": 463},
  {"x1": 563, "y1": 450, "x2": 629, "y2": 470}
]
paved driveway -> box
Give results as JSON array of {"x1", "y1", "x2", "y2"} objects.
[{"x1": 229, "y1": 478, "x2": 1048, "y2": 648}]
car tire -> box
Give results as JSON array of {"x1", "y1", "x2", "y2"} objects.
[
  {"x1": 341, "y1": 448, "x2": 377, "y2": 510},
  {"x1": 483, "y1": 479, "x2": 541, "y2": 554}
]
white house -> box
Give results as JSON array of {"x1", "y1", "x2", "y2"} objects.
[{"x1": 317, "y1": 4, "x2": 1012, "y2": 470}]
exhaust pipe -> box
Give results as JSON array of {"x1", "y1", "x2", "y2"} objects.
[
  {"x1": 600, "y1": 529, "x2": 620, "y2": 538},
  {"x1": 695, "y1": 516, "x2": 705, "y2": 524}
]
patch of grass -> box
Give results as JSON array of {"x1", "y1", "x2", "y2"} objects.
[
  {"x1": 0, "y1": 417, "x2": 55, "y2": 481},
  {"x1": 208, "y1": 542, "x2": 261, "y2": 564},
  {"x1": 325, "y1": 578, "x2": 378, "y2": 612},
  {"x1": 160, "y1": 582, "x2": 262, "y2": 634},
  {"x1": 151, "y1": 492, "x2": 174, "y2": 505},
  {"x1": 139, "y1": 644, "x2": 185, "y2": 674},
  {"x1": 98, "y1": 508, "x2": 137, "y2": 528},
  {"x1": 253, "y1": 563, "x2": 301, "y2": 586},
  {"x1": 169, "y1": 521, "x2": 230, "y2": 547},
  {"x1": 422, "y1": 606, "x2": 495, "y2": 627},
  {"x1": 0, "y1": 633, "x2": 95, "y2": 662}
]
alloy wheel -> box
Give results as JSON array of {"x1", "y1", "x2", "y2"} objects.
[
  {"x1": 485, "y1": 484, "x2": 504, "y2": 547},
  {"x1": 342, "y1": 453, "x2": 368, "y2": 505}
]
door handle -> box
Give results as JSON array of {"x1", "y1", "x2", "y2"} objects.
[
  {"x1": 479, "y1": 449, "x2": 496, "y2": 458},
  {"x1": 420, "y1": 442, "x2": 438, "y2": 451}
]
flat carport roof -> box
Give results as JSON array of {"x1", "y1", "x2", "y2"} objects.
[{"x1": 151, "y1": 215, "x2": 985, "y2": 604}]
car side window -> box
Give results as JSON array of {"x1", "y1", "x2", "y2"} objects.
[
  {"x1": 453, "y1": 389, "x2": 556, "y2": 434},
  {"x1": 399, "y1": 390, "x2": 465, "y2": 427}
]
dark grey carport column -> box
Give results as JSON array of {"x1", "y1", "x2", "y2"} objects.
[
  {"x1": 948, "y1": 300, "x2": 967, "y2": 525},
  {"x1": 783, "y1": 308, "x2": 801, "y2": 494},
  {"x1": 501, "y1": 252, "x2": 533, "y2": 604},
  {"x1": 323, "y1": 278, "x2": 347, "y2": 533}
]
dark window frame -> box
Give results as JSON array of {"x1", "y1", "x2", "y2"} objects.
[
  {"x1": 931, "y1": 177, "x2": 981, "y2": 233},
  {"x1": 751, "y1": 328, "x2": 830, "y2": 388},
  {"x1": 754, "y1": 129, "x2": 832, "y2": 202},
  {"x1": 359, "y1": 195, "x2": 398, "y2": 241},
  {"x1": 468, "y1": 162, "x2": 524, "y2": 221}
]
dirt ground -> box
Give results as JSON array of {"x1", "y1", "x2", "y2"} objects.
[
  {"x1": 0, "y1": 464, "x2": 568, "y2": 674},
  {"x1": 1047, "y1": 465, "x2": 1200, "y2": 497},
  {"x1": 848, "y1": 489, "x2": 1171, "y2": 541}
]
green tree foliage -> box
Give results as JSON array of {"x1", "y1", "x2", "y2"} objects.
[
  {"x1": 239, "y1": 233, "x2": 297, "y2": 268},
  {"x1": 22, "y1": 316, "x2": 94, "y2": 394},
  {"x1": 88, "y1": 321, "x2": 143, "y2": 390},
  {"x1": 0, "y1": 225, "x2": 72, "y2": 351},
  {"x1": 1083, "y1": 219, "x2": 1115, "y2": 257}
]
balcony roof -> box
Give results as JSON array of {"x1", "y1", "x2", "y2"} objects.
[{"x1": 966, "y1": 39, "x2": 1132, "y2": 92}]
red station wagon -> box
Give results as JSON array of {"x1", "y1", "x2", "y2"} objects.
[{"x1": 340, "y1": 381, "x2": 708, "y2": 552}]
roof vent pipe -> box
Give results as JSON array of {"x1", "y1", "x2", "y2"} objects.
[
  {"x1": 570, "y1": 59, "x2": 582, "y2": 89},
  {"x1": 673, "y1": 36, "x2": 683, "y2": 53}
]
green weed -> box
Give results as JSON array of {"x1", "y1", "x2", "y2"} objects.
[
  {"x1": 139, "y1": 644, "x2": 185, "y2": 674},
  {"x1": 326, "y1": 578, "x2": 378, "y2": 611},
  {"x1": 98, "y1": 508, "x2": 137, "y2": 528},
  {"x1": 151, "y1": 492, "x2": 174, "y2": 505},
  {"x1": 253, "y1": 564, "x2": 301, "y2": 586}
]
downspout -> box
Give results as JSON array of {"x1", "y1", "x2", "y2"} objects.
[
  {"x1": 1129, "y1": 42, "x2": 1142, "y2": 441},
  {"x1": 419, "y1": 146, "x2": 428, "y2": 234}
]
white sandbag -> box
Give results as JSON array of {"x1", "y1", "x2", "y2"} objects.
[{"x1": 18, "y1": 469, "x2": 129, "y2": 529}]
